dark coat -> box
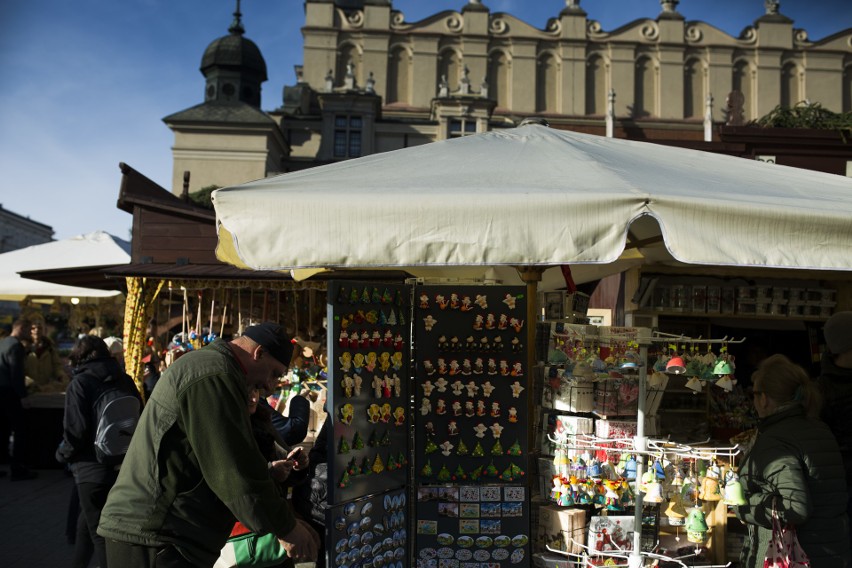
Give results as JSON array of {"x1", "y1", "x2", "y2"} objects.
[
  {"x1": 735, "y1": 404, "x2": 850, "y2": 568},
  {"x1": 0, "y1": 336, "x2": 28, "y2": 398},
  {"x1": 56, "y1": 357, "x2": 141, "y2": 484},
  {"x1": 818, "y1": 353, "x2": 852, "y2": 486}
]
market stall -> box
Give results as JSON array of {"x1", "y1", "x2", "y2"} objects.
[{"x1": 212, "y1": 123, "x2": 852, "y2": 567}]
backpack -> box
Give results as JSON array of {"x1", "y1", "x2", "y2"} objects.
[
  {"x1": 309, "y1": 462, "x2": 328, "y2": 526},
  {"x1": 92, "y1": 377, "x2": 141, "y2": 464}
]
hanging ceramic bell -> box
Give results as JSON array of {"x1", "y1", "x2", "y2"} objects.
[
  {"x1": 622, "y1": 455, "x2": 637, "y2": 480},
  {"x1": 699, "y1": 473, "x2": 722, "y2": 502},
  {"x1": 686, "y1": 508, "x2": 708, "y2": 543},
  {"x1": 715, "y1": 374, "x2": 734, "y2": 392},
  {"x1": 685, "y1": 376, "x2": 703, "y2": 392},
  {"x1": 588, "y1": 459, "x2": 603, "y2": 478},
  {"x1": 681, "y1": 476, "x2": 700, "y2": 507},
  {"x1": 666, "y1": 356, "x2": 686, "y2": 374},
  {"x1": 664, "y1": 492, "x2": 688, "y2": 526},
  {"x1": 672, "y1": 468, "x2": 685, "y2": 487},
  {"x1": 648, "y1": 370, "x2": 668, "y2": 389},
  {"x1": 723, "y1": 474, "x2": 748, "y2": 506},
  {"x1": 644, "y1": 480, "x2": 665, "y2": 503}
]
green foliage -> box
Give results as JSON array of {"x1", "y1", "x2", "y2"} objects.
[
  {"x1": 189, "y1": 185, "x2": 220, "y2": 209},
  {"x1": 749, "y1": 101, "x2": 852, "y2": 142}
]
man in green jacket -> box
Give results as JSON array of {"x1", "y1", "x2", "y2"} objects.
[{"x1": 98, "y1": 323, "x2": 318, "y2": 567}]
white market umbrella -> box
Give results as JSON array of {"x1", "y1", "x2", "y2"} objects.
[
  {"x1": 0, "y1": 231, "x2": 130, "y2": 301},
  {"x1": 212, "y1": 124, "x2": 852, "y2": 279}
]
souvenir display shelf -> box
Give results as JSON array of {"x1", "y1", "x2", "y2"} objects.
[
  {"x1": 326, "y1": 282, "x2": 533, "y2": 568},
  {"x1": 536, "y1": 325, "x2": 746, "y2": 567}
]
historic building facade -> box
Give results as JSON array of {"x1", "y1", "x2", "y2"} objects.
[{"x1": 164, "y1": 0, "x2": 852, "y2": 194}]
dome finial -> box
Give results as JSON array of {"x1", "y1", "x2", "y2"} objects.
[{"x1": 229, "y1": 0, "x2": 245, "y2": 36}]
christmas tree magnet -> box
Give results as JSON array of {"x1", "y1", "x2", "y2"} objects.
[
  {"x1": 456, "y1": 439, "x2": 469, "y2": 456},
  {"x1": 424, "y1": 439, "x2": 439, "y2": 455},
  {"x1": 382, "y1": 288, "x2": 393, "y2": 304},
  {"x1": 501, "y1": 465, "x2": 514, "y2": 481},
  {"x1": 380, "y1": 431, "x2": 391, "y2": 446},
  {"x1": 371, "y1": 287, "x2": 382, "y2": 304},
  {"x1": 421, "y1": 460, "x2": 433, "y2": 477},
  {"x1": 368, "y1": 430, "x2": 379, "y2": 447},
  {"x1": 371, "y1": 454, "x2": 385, "y2": 474},
  {"x1": 387, "y1": 453, "x2": 399, "y2": 471},
  {"x1": 437, "y1": 464, "x2": 452, "y2": 482},
  {"x1": 506, "y1": 440, "x2": 523, "y2": 456},
  {"x1": 360, "y1": 456, "x2": 372, "y2": 475},
  {"x1": 472, "y1": 441, "x2": 486, "y2": 457},
  {"x1": 484, "y1": 461, "x2": 500, "y2": 478},
  {"x1": 337, "y1": 286, "x2": 348, "y2": 304},
  {"x1": 349, "y1": 287, "x2": 360, "y2": 304},
  {"x1": 453, "y1": 465, "x2": 467, "y2": 481},
  {"x1": 338, "y1": 436, "x2": 351, "y2": 454},
  {"x1": 347, "y1": 457, "x2": 359, "y2": 475},
  {"x1": 397, "y1": 452, "x2": 407, "y2": 467},
  {"x1": 360, "y1": 287, "x2": 371, "y2": 304},
  {"x1": 352, "y1": 432, "x2": 365, "y2": 450},
  {"x1": 470, "y1": 465, "x2": 484, "y2": 481},
  {"x1": 491, "y1": 440, "x2": 504, "y2": 456},
  {"x1": 339, "y1": 470, "x2": 352, "y2": 488}
]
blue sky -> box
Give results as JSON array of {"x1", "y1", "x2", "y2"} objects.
[{"x1": 1, "y1": 0, "x2": 849, "y2": 241}]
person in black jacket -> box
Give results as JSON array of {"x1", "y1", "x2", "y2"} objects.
[
  {"x1": 57, "y1": 335, "x2": 142, "y2": 568},
  {"x1": 0, "y1": 317, "x2": 35, "y2": 480}
]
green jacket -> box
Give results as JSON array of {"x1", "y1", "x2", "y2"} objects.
[
  {"x1": 735, "y1": 404, "x2": 850, "y2": 568},
  {"x1": 98, "y1": 339, "x2": 296, "y2": 566}
]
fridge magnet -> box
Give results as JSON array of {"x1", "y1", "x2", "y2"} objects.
[
  {"x1": 352, "y1": 432, "x2": 365, "y2": 450},
  {"x1": 379, "y1": 310, "x2": 388, "y2": 326},
  {"x1": 381, "y1": 288, "x2": 394, "y2": 304},
  {"x1": 440, "y1": 441, "x2": 455, "y2": 456},
  {"x1": 360, "y1": 287, "x2": 371, "y2": 304},
  {"x1": 423, "y1": 315, "x2": 438, "y2": 331},
  {"x1": 510, "y1": 317, "x2": 524, "y2": 332},
  {"x1": 487, "y1": 359, "x2": 498, "y2": 375},
  {"x1": 511, "y1": 362, "x2": 523, "y2": 377},
  {"x1": 437, "y1": 464, "x2": 452, "y2": 482},
  {"x1": 473, "y1": 424, "x2": 488, "y2": 438},
  {"x1": 480, "y1": 502, "x2": 500, "y2": 518},
  {"x1": 465, "y1": 336, "x2": 476, "y2": 350},
  {"x1": 342, "y1": 375, "x2": 355, "y2": 397},
  {"x1": 460, "y1": 503, "x2": 480, "y2": 518},
  {"x1": 489, "y1": 423, "x2": 504, "y2": 439},
  {"x1": 473, "y1": 358, "x2": 484, "y2": 375},
  {"x1": 510, "y1": 381, "x2": 525, "y2": 398},
  {"x1": 423, "y1": 360, "x2": 435, "y2": 375},
  {"x1": 397, "y1": 309, "x2": 406, "y2": 326},
  {"x1": 339, "y1": 329, "x2": 350, "y2": 348},
  {"x1": 438, "y1": 502, "x2": 459, "y2": 518},
  {"x1": 424, "y1": 422, "x2": 435, "y2": 438},
  {"x1": 440, "y1": 487, "x2": 459, "y2": 501},
  {"x1": 493, "y1": 535, "x2": 511, "y2": 548},
  {"x1": 502, "y1": 293, "x2": 517, "y2": 309},
  {"x1": 422, "y1": 380, "x2": 435, "y2": 397},
  {"x1": 483, "y1": 461, "x2": 500, "y2": 478},
  {"x1": 456, "y1": 549, "x2": 472, "y2": 562},
  {"x1": 490, "y1": 402, "x2": 500, "y2": 418},
  {"x1": 437, "y1": 335, "x2": 448, "y2": 350},
  {"x1": 435, "y1": 377, "x2": 449, "y2": 392},
  {"x1": 472, "y1": 442, "x2": 485, "y2": 457},
  {"x1": 452, "y1": 401, "x2": 462, "y2": 416},
  {"x1": 435, "y1": 399, "x2": 447, "y2": 415},
  {"x1": 473, "y1": 315, "x2": 484, "y2": 331},
  {"x1": 337, "y1": 287, "x2": 349, "y2": 304},
  {"x1": 371, "y1": 287, "x2": 382, "y2": 304},
  {"x1": 436, "y1": 294, "x2": 449, "y2": 309},
  {"x1": 448, "y1": 420, "x2": 459, "y2": 437},
  {"x1": 479, "y1": 337, "x2": 490, "y2": 352},
  {"x1": 380, "y1": 431, "x2": 391, "y2": 446},
  {"x1": 506, "y1": 440, "x2": 522, "y2": 456},
  {"x1": 393, "y1": 407, "x2": 405, "y2": 426},
  {"x1": 452, "y1": 465, "x2": 467, "y2": 481},
  {"x1": 378, "y1": 352, "x2": 391, "y2": 372},
  {"x1": 387, "y1": 309, "x2": 398, "y2": 326},
  {"x1": 421, "y1": 460, "x2": 433, "y2": 477},
  {"x1": 508, "y1": 407, "x2": 518, "y2": 423},
  {"x1": 481, "y1": 381, "x2": 495, "y2": 397},
  {"x1": 338, "y1": 436, "x2": 351, "y2": 454},
  {"x1": 498, "y1": 314, "x2": 509, "y2": 330},
  {"x1": 476, "y1": 400, "x2": 486, "y2": 417},
  {"x1": 461, "y1": 359, "x2": 473, "y2": 375},
  {"x1": 492, "y1": 548, "x2": 510, "y2": 561},
  {"x1": 511, "y1": 337, "x2": 522, "y2": 352},
  {"x1": 359, "y1": 456, "x2": 371, "y2": 475},
  {"x1": 437, "y1": 533, "x2": 455, "y2": 547},
  {"x1": 475, "y1": 294, "x2": 488, "y2": 309},
  {"x1": 338, "y1": 470, "x2": 352, "y2": 488},
  {"x1": 465, "y1": 401, "x2": 475, "y2": 418},
  {"x1": 459, "y1": 520, "x2": 480, "y2": 534},
  {"x1": 419, "y1": 398, "x2": 432, "y2": 416},
  {"x1": 510, "y1": 549, "x2": 526, "y2": 564},
  {"x1": 419, "y1": 487, "x2": 438, "y2": 501},
  {"x1": 450, "y1": 337, "x2": 460, "y2": 351},
  {"x1": 440, "y1": 359, "x2": 453, "y2": 376},
  {"x1": 500, "y1": 465, "x2": 515, "y2": 481},
  {"x1": 499, "y1": 360, "x2": 510, "y2": 376},
  {"x1": 493, "y1": 336, "x2": 504, "y2": 351},
  {"x1": 418, "y1": 293, "x2": 430, "y2": 309},
  {"x1": 340, "y1": 403, "x2": 354, "y2": 424},
  {"x1": 417, "y1": 521, "x2": 438, "y2": 535},
  {"x1": 380, "y1": 403, "x2": 392, "y2": 423},
  {"x1": 353, "y1": 353, "x2": 365, "y2": 373},
  {"x1": 340, "y1": 353, "x2": 352, "y2": 372},
  {"x1": 449, "y1": 293, "x2": 461, "y2": 309},
  {"x1": 395, "y1": 289, "x2": 405, "y2": 308},
  {"x1": 485, "y1": 314, "x2": 496, "y2": 330},
  {"x1": 455, "y1": 438, "x2": 469, "y2": 456},
  {"x1": 360, "y1": 330, "x2": 371, "y2": 345},
  {"x1": 458, "y1": 295, "x2": 473, "y2": 311},
  {"x1": 465, "y1": 381, "x2": 479, "y2": 398},
  {"x1": 371, "y1": 454, "x2": 385, "y2": 474},
  {"x1": 490, "y1": 440, "x2": 503, "y2": 456},
  {"x1": 469, "y1": 465, "x2": 484, "y2": 481},
  {"x1": 451, "y1": 380, "x2": 464, "y2": 396},
  {"x1": 349, "y1": 287, "x2": 360, "y2": 304},
  {"x1": 393, "y1": 334, "x2": 404, "y2": 351},
  {"x1": 370, "y1": 330, "x2": 381, "y2": 348},
  {"x1": 365, "y1": 352, "x2": 377, "y2": 372},
  {"x1": 449, "y1": 359, "x2": 460, "y2": 375},
  {"x1": 396, "y1": 452, "x2": 407, "y2": 468},
  {"x1": 368, "y1": 430, "x2": 379, "y2": 447},
  {"x1": 387, "y1": 453, "x2": 399, "y2": 471},
  {"x1": 354, "y1": 375, "x2": 363, "y2": 396}
]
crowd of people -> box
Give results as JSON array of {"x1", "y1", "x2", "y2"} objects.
[{"x1": 2, "y1": 311, "x2": 852, "y2": 567}]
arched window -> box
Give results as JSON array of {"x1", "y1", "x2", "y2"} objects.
[
  {"x1": 633, "y1": 56, "x2": 655, "y2": 117},
  {"x1": 732, "y1": 60, "x2": 753, "y2": 120},
  {"x1": 536, "y1": 53, "x2": 558, "y2": 113},
  {"x1": 438, "y1": 49, "x2": 461, "y2": 94},
  {"x1": 387, "y1": 46, "x2": 410, "y2": 104},
  {"x1": 488, "y1": 51, "x2": 510, "y2": 109},
  {"x1": 585, "y1": 54, "x2": 606, "y2": 115},
  {"x1": 337, "y1": 44, "x2": 358, "y2": 88},
  {"x1": 780, "y1": 62, "x2": 799, "y2": 108},
  {"x1": 684, "y1": 59, "x2": 703, "y2": 118}
]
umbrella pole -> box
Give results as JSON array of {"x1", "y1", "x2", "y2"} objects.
[{"x1": 516, "y1": 266, "x2": 544, "y2": 480}]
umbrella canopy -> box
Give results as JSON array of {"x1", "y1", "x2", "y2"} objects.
[
  {"x1": 0, "y1": 231, "x2": 130, "y2": 301},
  {"x1": 213, "y1": 124, "x2": 852, "y2": 279}
]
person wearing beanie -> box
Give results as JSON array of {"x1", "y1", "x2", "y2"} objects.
[
  {"x1": 98, "y1": 322, "x2": 318, "y2": 567},
  {"x1": 817, "y1": 310, "x2": 852, "y2": 551}
]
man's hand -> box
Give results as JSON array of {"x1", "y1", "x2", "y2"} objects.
[
  {"x1": 269, "y1": 459, "x2": 293, "y2": 482},
  {"x1": 278, "y1": 519, "x2": 319, "y2": 562},
  {"x1": 287, "y1": 446, "x2": 309, "y2": 472}
]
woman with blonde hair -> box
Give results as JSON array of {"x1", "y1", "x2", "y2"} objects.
[{"x1": 735, "y1": 354, "x2": 850, "y2": 567}]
